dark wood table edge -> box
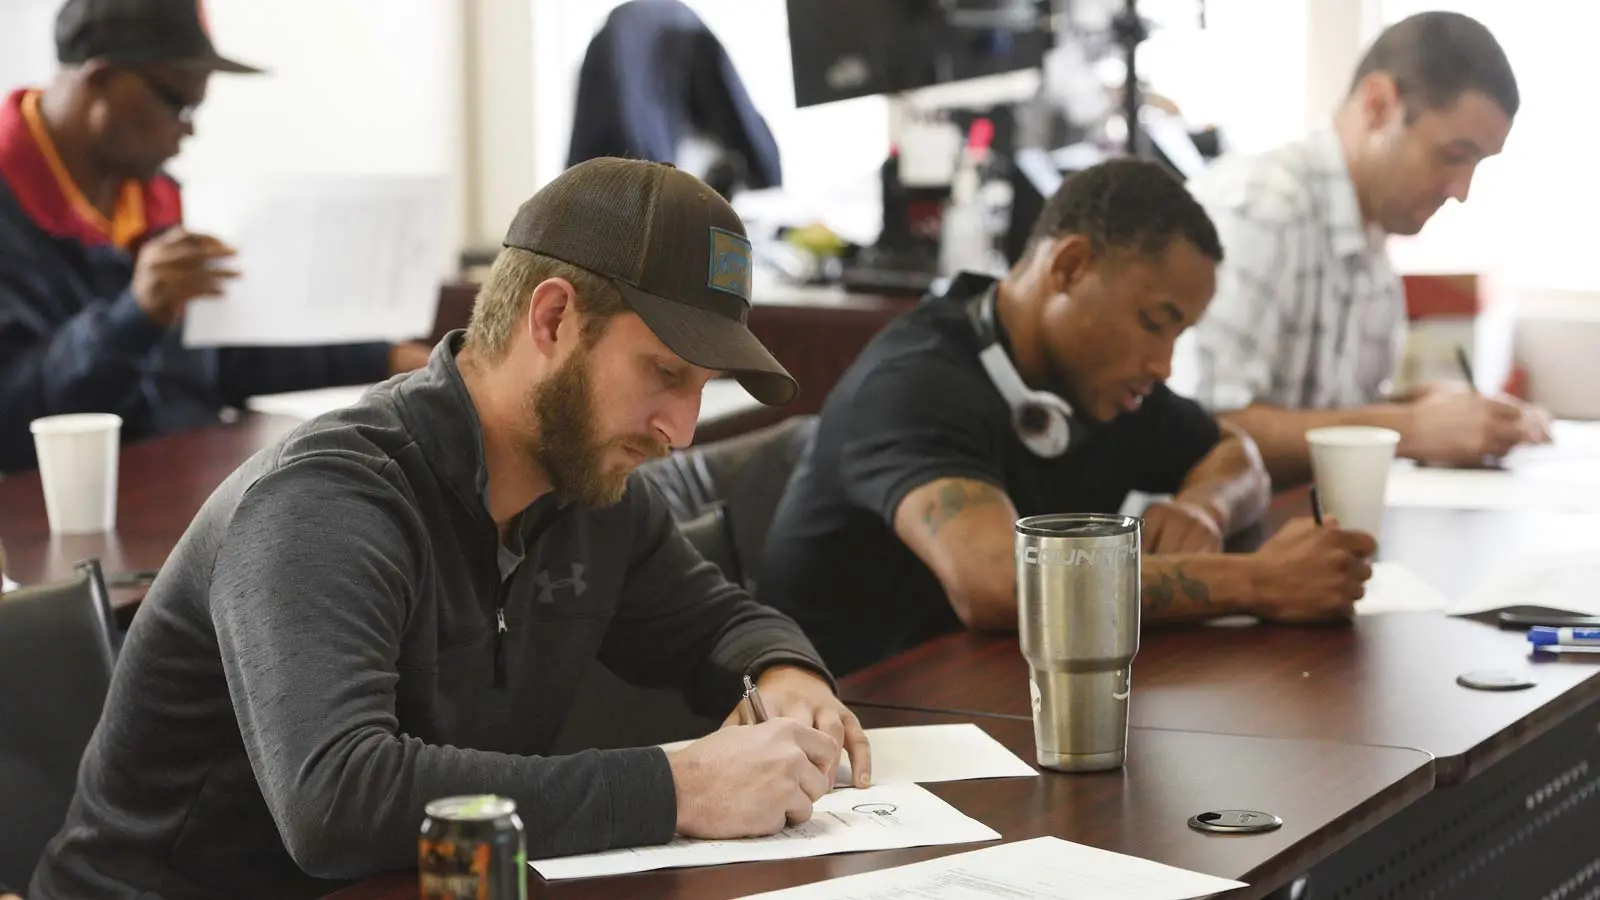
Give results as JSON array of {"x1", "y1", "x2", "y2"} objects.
[
  {"x1": 1450, "y1": 668, "x2": 1600, "y2": 784},
  {"x1": 320, "y1": 742, "x2": 1437, "y2": 900},
  {"x1": 840, "y1": 628, "x2": 1600, "y2": 787},
  {"x1": 1231, "y1": 750, "x2": 1436, "y2": 897}
]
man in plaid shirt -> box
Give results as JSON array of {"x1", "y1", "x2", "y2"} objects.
[{"x1": 1176, "y1": 11, "x2": 1549, "y2": 485}]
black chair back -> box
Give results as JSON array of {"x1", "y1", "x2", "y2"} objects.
[{"x1": 0, "y1": 560, "x2": 118, "y2": 889}]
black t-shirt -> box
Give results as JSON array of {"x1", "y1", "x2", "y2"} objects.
[{"x1": 758, "y1": 274, "x2": 1223, "y2": 676}]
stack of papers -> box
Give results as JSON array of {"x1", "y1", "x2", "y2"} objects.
[
  {"x1": 733, "y1": 836, "x2": 1247, "y2": 900},
  {"x1": 531, "y1": 782, "x2": 1000, "y2": 880}
]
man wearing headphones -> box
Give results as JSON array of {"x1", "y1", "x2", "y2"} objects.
[{"x1": 759, "y1": 159, "x2": 1377, "y2": 677}]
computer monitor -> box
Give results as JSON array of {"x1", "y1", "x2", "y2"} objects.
[{"x1": 787, "y1": 0, "x2": 1055, "y2": 108}]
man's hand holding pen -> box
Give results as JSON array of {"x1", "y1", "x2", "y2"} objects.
[{"x1": 664, "y1": 665, "x2": 873, "y2": 840}]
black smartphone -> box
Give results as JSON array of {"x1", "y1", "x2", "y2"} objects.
[{"x1": 1498, "y1": 610, "x2": 1600, "y2": 629}]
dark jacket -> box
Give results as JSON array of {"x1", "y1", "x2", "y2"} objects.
[
  {"x1": 30, "y1": 334, "x2": 830, "y2": 899},
  {"x1": 567, "y1": 0, "x2": 782, "y2": 191},
  {"x1": 0, "y1": 89, "x2": 390, "y2": 473}
]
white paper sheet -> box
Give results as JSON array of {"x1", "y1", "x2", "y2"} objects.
[
  {"x1": 1384, "y1": 464, "x2": 1600, "y2": 512},
  {"x1": 835, "y1": 724, "x2": 1037, "y2": 786},
  {"x1": 1355, "y1": 562, "x2": 1452, "y2": 615},
  {"x1": 1384, "y1": 421, "x2": 1600, "y2": 512},
  {"x1": 660, "y1": 724, "x2": 1036, "y2": 788},
  {"x1": 732, "y1": 836, "x2": 1247, "y2": 900},
  {"x1": 180, "y1": 175, "x2": 449, "y2": 347},
  {"x1": 530, "y1": 783, "x2": 1000, "y2": 881},
  {"x1": 245, "y1": 378, "x2": 762, "y2": 426},
  {"x1": 1449, "y1": 550, "x2": 1600, "y2": 617},
  {"x1": 245, "y1": 384, "x2": 373, "y2": 420}
]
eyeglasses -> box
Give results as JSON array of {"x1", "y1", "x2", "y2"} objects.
[{"x1": 130, "y1": 69, "x2": 199, "y2": 126}]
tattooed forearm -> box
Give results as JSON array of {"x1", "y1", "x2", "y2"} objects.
[
  {"x1": 1147, "y1": 572, "x2": 1177, "y2": 611},
  {"x1": 920, "y1": 479, "x2": 1003, "y2": 536},
  {"x1": 1175, "y1": 566, "x2": 1211, "y2": 606},
  {"x1": 1143, "y1": 559, "x2": 1227, "y2": 620}
]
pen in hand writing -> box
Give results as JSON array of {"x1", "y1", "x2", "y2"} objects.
[
  {"x1": 1455, "y1": 344, "x2": 1509, "y2": 470},
  {"x1": 1454, "y1": 344, "x2": 1477, "y2": 392},
  {"x1": 742, "y1": 674, "x2": 770, "y2": 724}
]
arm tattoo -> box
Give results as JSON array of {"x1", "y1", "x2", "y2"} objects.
[
  {"x1": 1147, "y1": 572, "x2": 1177, "y2": 611},
  {"x1": 1175, "y1": 566, "x2": 1212, "y2": 607},
  {"x1": 920, "y1": 480, "x2": 1002, "y2": 537},
  {"x1": 1146, "y1": 564, "x2": 1210, "y2": 611}
]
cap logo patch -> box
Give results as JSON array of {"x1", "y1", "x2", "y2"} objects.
[{"x1": 707, "y1": 227, "x2": 752, "y2": 301}]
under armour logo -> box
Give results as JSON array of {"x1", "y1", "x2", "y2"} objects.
[{"x1": 534, "y1": 564, "x2": 587, "y2": 604}]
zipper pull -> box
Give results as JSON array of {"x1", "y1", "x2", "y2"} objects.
[{"x1": 493, "y1": 607, "x2": 508, "y2": 688}]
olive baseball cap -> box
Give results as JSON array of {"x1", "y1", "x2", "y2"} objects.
[{"x1": 502, "y1": 157, "x2": 797, "y2": 406}]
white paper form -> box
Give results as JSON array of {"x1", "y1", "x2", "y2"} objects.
[
  {"x1": 180, "y1": 175, "x2": 449, "y2": 347},
  {"x1": 1355, "y1": 562, "x2": 1452, "y2": 615},
  {"x1": 732, "y1": 836, "x2": 1247, "y2": 900},
  {"x1": 834, "y1": 724, "x2": 1036, "y2": 786},
  {"x1": 530, "y1": 783, "x2": 999, "y2": 881},
  {"x1": 1384, "y1": 420, "x2": 1600, "y2": 512},
  {"x1": 660, "y1": 724, "x2": 1037, "y2": 788},
  {"x1": 1448, "y1": 550, "x2": 1600, "y2": 617}
]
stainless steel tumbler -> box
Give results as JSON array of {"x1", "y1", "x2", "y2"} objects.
[{"x1": 1016, "y1": 513, "x2": 1141, "y2": 772}]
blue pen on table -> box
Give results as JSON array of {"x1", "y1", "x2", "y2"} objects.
[{"x1": 1528, "y1": 626, "x2": 1600, "y2": 649}]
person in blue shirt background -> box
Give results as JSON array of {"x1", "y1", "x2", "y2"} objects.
[{"x1": 0, "y1": 0, "x2": 429, "y2": 474}]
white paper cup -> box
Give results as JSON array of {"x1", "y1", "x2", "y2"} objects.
[
  {"x1": 30, "y1": 413, "x2": 122, "y2": 535},
  {"x1": 1305, "y1": 426, "x2": 1400, "y2": 540}
]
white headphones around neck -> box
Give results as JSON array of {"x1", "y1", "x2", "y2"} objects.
[{"x1": 965, "y1": 283, "x2": 1076, "y2": 458}]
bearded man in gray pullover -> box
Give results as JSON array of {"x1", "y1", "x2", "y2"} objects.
[{"x1": 30, "y1": 158, "x2": 871, "y2": 900}]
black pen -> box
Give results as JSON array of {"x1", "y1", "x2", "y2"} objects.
[
  {"x1": 1310, "y1": 484, "x2": 1324, "y2": 527},
  {"x1": 1455, "y1": 345, "x2": 1477, "y2": 392},
  {"x1": 741, "y1": 674, "x2": 770, "y2": 724},
  {"x1": 1455, "y1": 344, "x2": 1511, "y2": 470}
]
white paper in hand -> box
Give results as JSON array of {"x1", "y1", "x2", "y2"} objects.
[
  {"x1": 732, "y1": 836, "x2": 1247, "y2": 900},
  {"x1": 180, "y1": 175, "x2": 449, "y2": 347}
]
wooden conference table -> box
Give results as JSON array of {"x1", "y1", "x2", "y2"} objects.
[
  {"x1": 327, "y1": 707, "x2": 1432, "y2": 900},
  {"x1": 2, "y1": 420, "x2": 1597, "y2": 898}
]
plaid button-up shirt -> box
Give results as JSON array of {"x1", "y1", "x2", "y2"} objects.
[{"x1": 1173, "y1": 129, "x2": 1408, "y2": 412}]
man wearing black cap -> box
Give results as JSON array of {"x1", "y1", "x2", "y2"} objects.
[
  {"x1": 30, "y1": 157, "x2": 870, "y2": 899},
  {"x1": 0, "y1": 0, "x2": 430, "y2": 473}
]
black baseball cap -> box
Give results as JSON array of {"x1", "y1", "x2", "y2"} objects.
[
  {"x1": 56, "y1": 0, "x2": 263, "y2": 73},
  {"x1": 503, "y1": 158, "x2": 798, "y2": 406}
]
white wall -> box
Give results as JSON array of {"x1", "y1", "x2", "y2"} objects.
[
  {"x1": 1377, "y1": 0, "x2": 1600, "y2": 289},
  {"x1": 0, "y1": 0, "x2": 470, "y2": 257},
  {"x1": 464, "y1": 0, "x2": 538, "y2": 248},
  {"x1": 168, "y1": 0, "x2": 467, "y2": 253},
  {"x1": 0, "y1": 0, "x2": 56, "y2": 91}
]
